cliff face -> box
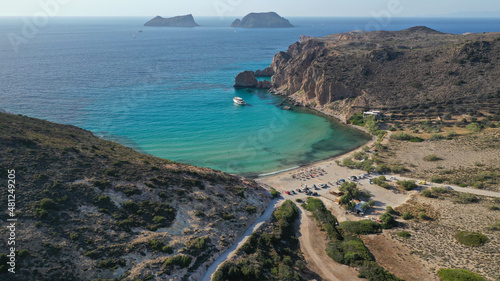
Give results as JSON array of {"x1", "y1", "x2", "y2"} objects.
[
  {"x1": 0, "y1": 113, "x2": 270, "y2": 280},
  {"x1": 144, "y1": 14, "x2": 199, "y2": 27},
  {"x1": 270, "y1": 27, "x2": 500, "y2": 121},
  {"x1": 231, "y1": 12, "x2": 293, "y2": 28}
]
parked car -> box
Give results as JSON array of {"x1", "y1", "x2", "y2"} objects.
[{"x1": 444, "y1": 186, "x2": 453, "y2": 190}]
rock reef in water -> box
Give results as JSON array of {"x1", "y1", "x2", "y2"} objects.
[
  {"x1": 144, "y1": 14, "x2": 199, "y2": 27},
  {"x1": 234, "y1": 71, "x2": 272, "y2": 89},
  {"x1": 234, "y1": 71, "x2": 258, "y2": 88},
  {"x1": 230, "y1": 12, "x2": 294, "y2": 28}
]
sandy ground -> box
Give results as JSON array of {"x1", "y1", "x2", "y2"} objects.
[
  {"x1": 362, "y1": 232, "x2": 439, "y2": 281},
  {"x1": 296, "y1": 204, "x2": 364, "y2": 281},
  {"x1": 381, "y1": 128, "x2": 500, "y2": 192},
  {"x1": 393, "y1": 195, "x2": 500, "y2": 280}
]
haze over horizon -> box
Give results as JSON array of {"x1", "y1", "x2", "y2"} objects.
[{"x1": 0, "y1": 0, "x2": 499, "y2": 18}]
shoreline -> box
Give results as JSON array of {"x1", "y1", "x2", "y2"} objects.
[{"x1": 255, "y1": 92, "x2": 376, "y2": 180}]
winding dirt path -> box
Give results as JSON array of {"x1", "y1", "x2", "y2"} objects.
[{"x1": 296, "y1": 204, "x2": 364, "y2": 281}]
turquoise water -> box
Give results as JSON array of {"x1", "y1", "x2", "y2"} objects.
[{"x1": 1, "y1": 17, "x2": 498, "y2": 176}]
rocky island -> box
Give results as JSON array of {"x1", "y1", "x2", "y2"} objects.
[
  {"x1": 144, "y1": 14, "x2": 199, "y2": 27},
  {"x1": 231, "y1": 12, "x2": 294, "y2": 28}
]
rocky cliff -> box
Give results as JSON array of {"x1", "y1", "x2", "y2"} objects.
[
  {"x1": 231, "y1": 12, "x2": 293, "y2": 28},
  {"x1": 144, "y1": 14, "x2": 199, "y2": 27},
  {"x1": 268, "y1": 27, "x2": 500, "y2": 122},
  {"x1": 0, "y1": 113, "x2": 270, "y2": 281}
]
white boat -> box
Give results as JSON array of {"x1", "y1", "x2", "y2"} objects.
[{"x1": 233, "y1": 97, "x2": 246, "y2": 105}]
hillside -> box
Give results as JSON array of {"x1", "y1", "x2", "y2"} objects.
[
  {"x1": 0, "y1": 113, "x2": 270, "y2": 280},
  {"x1": 231, "y1": 12, "x2": 294, "y2": 28},
  {"x1": 144, "y1": 14, "x2": 199, "y2": 27},
  {"x1": 268, "y1": 27, "x2": 500, "y2": 122}
]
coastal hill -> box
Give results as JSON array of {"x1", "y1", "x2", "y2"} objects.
[
  {"x1": 231, "y1": 12, "x2": 294, "y2": 28},
  {"x1": 0, "y1": 112, "x2": 270, "y2": 280},
  {"x1": 267, "y1": 26, "x2": 500, "y2": 121},
  {"x1": 144, "y1": 14, "x2": 199, "y2": 27}
]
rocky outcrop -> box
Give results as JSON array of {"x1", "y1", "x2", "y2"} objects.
[
  {"x1": 257, "y1": 80, "x2": 272, "y2": 89},
  {"x1": 267, "y1": 27, "x2": 500, "y2": 121},
  {"x1": 144, "y1": 14, "x2": 199, "y2": 27},
  {"x1": 230, "y1": 12, "x2": 293, "y2": 28},
  {"x1": 234, "y1": 71, "x2": 272, "y2": 89},
  {"x1": 255, "y1": 67, "x2": 275, "y2": 77},
  {"x1": 234, "y1": 71, "x2": 258, "y2": 88}
]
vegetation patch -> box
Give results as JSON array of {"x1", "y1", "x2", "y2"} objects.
[
  {"x1": 397, "y1": 231, "x2": 411, "y2": 238},
  {"x1": 455, "y1": 231, "x2": 488, "y2": 247},
  {"x1": 213, "y1": 200, "x2": 308, "y2": 281},
  {"x1": 340, "y1": 220, "x2": 381, "y2": 235},
  {"x1": 423, "y1": 154, "x2": 442, "y2": 161},
  {"x1": 397, "y1": 180, "x2": 418, "y2": 191},
  {"x1": 437, "y1": 268, "x2": 485, "y2": 281}
]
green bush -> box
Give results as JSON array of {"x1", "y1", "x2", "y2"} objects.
[
  {"x1": 349, "y1": 113, "x2": 365, "y2": 126},
  {"x1": 358, "y1": 261, "x2": 404, "y2": 281},
  {"x1": 421, "y1": 190, "x2": 433, "y2": 197},
  {"x1": 270, "y1": 188, "x2": 279, "y2": 198},
  {"x1": 163, "y1": 255, "x2": 192, "y2": 269},
  {"x1": 340, "y1": 220, "x2": 381, "y2": 235},
  {"x1": 423, "y1": 154, "x2": 442, "y2": 161},
  {"x1": 437, "y1": 268, "x2": 485, "y2": 281},
  {"x1": 397, "y1": 180, "x2": 417, "y2": 191},
  {"x1": 402, "y1": 212, "x2": 413, "y2": 220},
  {"x1": 488, "y1": 205, "x2": 500, "y2": 211},
  {"x1": 18, "y1": 249, "x2": 30, "y2": 257},
  {"x1": 456, "y1": 193, "x2": 479, "y2": 204},
  {"x1": 430, "y1": 176, "x2": 446, "y2": 183},
  {"x1": 386, "y1": 206, "x2": 397, "y2": 215},
  {"x1": 148, "y1": 240, "x2": 165, "y2": 251},
  {"x1": 466, "y1": 123, "x2": 482, "y2": 132},
  {"x1": 326, "y1": 236, "x2": 374, "y2": 266},
  {"x1": 380, "y1": 212, "x2": 397, "y2": 229},
  {"x1": 455, "y1": 231, "x2": 488, "y2": 247},
  {"x1": 397, "y1": 231, "x2": 411, "y2": 238},
  {"x1": 419, "y1": 212, "x2": 431, "y2": 220},
  {"x1": 162, "y1": 245, "x2": 173, "y2": 254}
]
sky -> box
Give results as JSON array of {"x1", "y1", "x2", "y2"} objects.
[{"x1": 0, "y1": 0, "x2": 499, "y2": 17}]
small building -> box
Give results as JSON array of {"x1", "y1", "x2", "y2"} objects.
[{"x1": 363, "y1": 111, "x2": 382, "y2": 118}]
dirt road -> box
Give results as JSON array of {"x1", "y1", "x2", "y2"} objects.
[{"x1": 296, "y1": 205, "x2": 363, "y2": 281}]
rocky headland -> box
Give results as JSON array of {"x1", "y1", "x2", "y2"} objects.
[
  {"x1": 0, "y1": 112, "x2": 270, "y2": 280},
  {"x1": 144, "y1": 14, "x2": 200, "y2": 27},
  {"x1": 231, "y1": 12, "x2": 294, "y2": 28},
  {"x1": 239, "y1": 26, "x2": 500, "y2": 122}
]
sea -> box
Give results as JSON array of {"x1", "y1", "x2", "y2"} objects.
[{"x1": 1, "y1": 17, "x2": 499, "y2": 177}]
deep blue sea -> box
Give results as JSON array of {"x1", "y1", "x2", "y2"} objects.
[{"x1": 1, "y1": 17, "x2": 499, "y2": 177}]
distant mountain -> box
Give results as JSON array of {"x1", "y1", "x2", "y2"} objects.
[
  {"x1": 443, "y1": 11, "x2": 500, "y2": 18},
  {"x1": 231, "y1": 12, "x2": 293, "y2": 28},
  {"x1": 144, "y1": 14, "x2": 199, "y2": 27}
]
